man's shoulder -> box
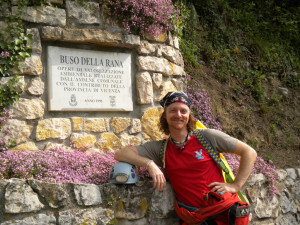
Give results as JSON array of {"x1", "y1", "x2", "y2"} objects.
[
  {"x1": 194, "y1": 128, "x2": 223, "y2": 136},
  {"x1": 137, "y1": 139, "x2": 165, "y2": 151}
]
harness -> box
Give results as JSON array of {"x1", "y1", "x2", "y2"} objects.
[
  {"x1": 159, "y1": 129, "x2": 247, "y2": 203},
  {"x1": 174, "y1": 192, "x2": 250, "y2": 225},
  {"x1": 159, "y1": 128, "x2": 250, "y2": 224}
]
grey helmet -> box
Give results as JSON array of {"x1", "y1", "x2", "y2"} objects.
[{"x1": 109, "y1": 162, "x2": 139, "y2": 184}]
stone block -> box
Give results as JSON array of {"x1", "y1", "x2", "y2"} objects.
[
  {"x1": 36, "y1": 118, "x2": 71, "y2": 141},
  {"x1": 151, "y1": 183, "x2": 175, "y2": 218},
  {"x1": 152, "y1": 73, "x2": 163, "y2": 89},
  {"x1": 161, "y1": 46, "x2": 184, "y2": 66},
  {"x1": 27, "y1": 77, "x2": 44, "y2": 96},
  {"x1": 247, "y1": 173, "x2": 266, "y2": 187},
  {"x1": 120, "y1": 133, "x2": 142, "y2": 147},
  {"x1": 171, "y1": 78, "x2": 184, "y2": 91},
  {"x1": 58, "y1": 207, "x2": 112, "y2": 225},
  {"x1": 129, "y1": 119, "x2": 142, "y2": 134},
  {"x1": 13, "y1": 54, "x2": 43, "y2": 76},
  {"x1": 83, "y1": 118, "x2": 108, "y2": 133},
  {"x1": 141, "y1": 107, "x2": 167, "y2": 141},
  {"x1": 136, "y1": 56, "x2": 172, "y2": 76},
  {"x1": 111, "y1": 117, "x2": 131, "y2": 134},
  {"x1": 10, "y1": 98, "x2": 45, "y2": 120},
  {"x1": 73, "y1": 183, "x2": 102, "y2": 206},
  {"x1": 41, "y1": 27, "x2": 123, "y2": 47},
  {"x1": 144, "y1": 32, "x2": 167, "y2": 43},
  {"x1": 254, "y1": 196, "x2": 279, "y2": 218},
  {"x1": 170, "y1": 62, "x2": 185, "y2": 76},
  {"x1": 136, "y1": 72, "x2": 153, "y2": 104},
  {"x1": 123, "y1": 34, "x2": 141, "y2": 47},
  {"x1": 102, "y1": 183, "x2": 153, "y2": 220},
  {"x1": 1, "y1": 119, "x2": 32, "y2": 145},
  {"x1": 66, "y1": 1, "x2": 100, "y2": 26},
  {"x1": 96, "y1": 133, "x2": 121, "y2": 151},
  {"x1": 1, "y1": 213, "x2": 56, "y2": 225},
  {"x1": 277, "y1": 169, "x2": 288, "y2": 181},
  {"x1": 27, "y1": 28, "x2": 42, "y2": 54},
  {"x1": 5, "y1": 179, "x2": 44, "y2": 213},
  {"x1": 156, "y1": 81, "x2": 177, "y2": 102},
  {"x1": 138, "y1": 40, "x2": 156, "y2": 55},
  {"x1": 10, "y1": 141, "x2": 38, "y2": 152},
  {"x1": 12, "y1": 6, "x2": 66, "y2": 26},
  {"x1": 28, "y1": 179, "x2": 68, "y2": 208},
  {"x1": 70, "y1": 133, "x2": 96, "y2": 149},
  {"x1": 286, "y1": 168, "x2": 297, "y2": 180}
]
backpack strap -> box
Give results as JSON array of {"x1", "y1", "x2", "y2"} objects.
[
  {"x1": 159, "y1": 139, "x2": 168, "y2": 168},
  {"x1": 193, "y1": 129, "x2": 248, "y2": 203},
  {"x1": 193, "y1": 129, "x2": 230, "y2": 174}
]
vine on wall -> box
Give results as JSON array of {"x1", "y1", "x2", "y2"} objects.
[{"x1": 0, "y1": 0, "x2": 33, "y2": 110}]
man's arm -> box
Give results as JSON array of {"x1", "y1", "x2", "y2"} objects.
[
  {"x1": 208, "y1": 141, "x2": 257, "y2": 193},
  {"x1": 114, "y1": 146, "x2": 166, "y2": 191}
]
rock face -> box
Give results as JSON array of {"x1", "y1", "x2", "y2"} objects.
[{"x1": 0, "y1": 168, "x2": 299, "y2": 224}]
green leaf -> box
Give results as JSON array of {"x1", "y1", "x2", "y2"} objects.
[
  {"x1": 19, "y1": 52, "x2": 27, "y2": 58},
  {"x1": 15, "y1": 38, "x2": 22, "y2": 45}
]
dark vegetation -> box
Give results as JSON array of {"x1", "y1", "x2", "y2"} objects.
[{"x1": 177, "y1": 0, "x2": 300, "y2": 168}]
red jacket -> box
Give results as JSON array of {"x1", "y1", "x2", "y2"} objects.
[{"x1": 174, "y1": 192, "x2": 250, "y2": 225}]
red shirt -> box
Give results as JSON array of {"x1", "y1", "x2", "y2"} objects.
[{"x1": 165, "y1": 135, "x2": 224, "y2": 208}]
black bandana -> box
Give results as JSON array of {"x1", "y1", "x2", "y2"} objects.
[{"x1": 159, "y1": 91, "x2": 191, "y2": 109}]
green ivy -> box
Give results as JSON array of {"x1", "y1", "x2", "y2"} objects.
[
  {"x1": 0, "y1": 0, "x2": 33, "y2": 111},
  {"x1": 0, "y1": 76, "x2": 21, "y2": 109}
]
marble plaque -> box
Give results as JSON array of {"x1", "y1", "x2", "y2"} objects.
[{"x1": 47, "y1": 46, "x2": 133, "y2": 111}]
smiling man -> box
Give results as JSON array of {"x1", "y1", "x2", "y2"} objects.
[{"x1": 114, "y1": 91, "x2": 257, "y2": 225}]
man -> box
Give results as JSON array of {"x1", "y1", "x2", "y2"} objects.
[{"x1": 114, "y1": 91, "x2": 257, "y2": 224}]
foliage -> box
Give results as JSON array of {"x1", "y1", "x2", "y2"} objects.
[
  {"x1": 0, "y1": 149, "x2": 116, "y2": 184},
  {"x1": 175, "y1": 0, "x2": 299, "y2": 93},
  {"x1": 0, "y1": 1, "x2": 33, "y2": 110},
  {"x1": 224, "y1": 153, "x2": 280, "y2": 199},
  {"x1": 104, "y1": 0, "x2": 179, "y2": 36},
  {"x1": 0, "y1": 108, "x2": 15, "y2": 152},
  {"x1": 174, "y1": 0, "x2": 200, "y2": 67},
  {"x1": 185, "y1": 75, "x2": 222, "y2": 130},
  {"x1": 0, "y1": 76, "x2": 21, "y2": 110},
  {"x1": 0, "y1": 148, "x2": 153, "y2": 184}
]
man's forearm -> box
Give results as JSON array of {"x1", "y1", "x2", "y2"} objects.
[
  {"x1": 232, "y1": 141, "x2": 257, "y2": 190},
  {"x1": 209, "y1": 141, "x2": 257, "y2": 193},
  {"x1": 114, "y1": 146, "x2": 152, "y2": 168},
  {"x1": 114, "y1": 146, "x2": 167, "y2": 191}
]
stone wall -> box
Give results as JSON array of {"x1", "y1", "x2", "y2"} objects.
[
  {"x1": 0, "y1": 168, "x2": 299, "y2": 224},
  {"x1": 0, "y1": 0, "x2": 185, "y2": 152}
]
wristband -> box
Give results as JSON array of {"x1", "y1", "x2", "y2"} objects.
[{"x1": 146, "y1": 160, "x2": 153, "y2": 169}]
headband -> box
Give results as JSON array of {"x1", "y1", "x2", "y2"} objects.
[{"x1": 159, "y1": 91, "x2": 191, "y2": 108}]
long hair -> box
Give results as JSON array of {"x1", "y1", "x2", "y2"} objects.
[{"x1": 159, "y1": 110, "x2": 197, "y2": 135}]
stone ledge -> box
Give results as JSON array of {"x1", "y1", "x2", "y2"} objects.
[{"x1": 41, "y1": 26, "x2": 140, "y2": 48}]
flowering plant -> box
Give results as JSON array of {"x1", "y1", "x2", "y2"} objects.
[
  {"x1": 0, "y1": 149, "x2": 118, "y2": 184},
  {"x1": 104, "y1": 0, "x2": 179, "y2": 36},
  {"x1": 225, "y1": 153, "x2": 279, "y2": 199},
  {"x1": 185, "y1": 75, "x2": 222, "y2": 130}
]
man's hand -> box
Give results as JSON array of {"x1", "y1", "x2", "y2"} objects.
[
  {"x1": 147, "y1": 161, "x2": 166, "y2": 191},
  {"x1": 208, "y1": 182, "x2": 240, "y2": 194}
]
